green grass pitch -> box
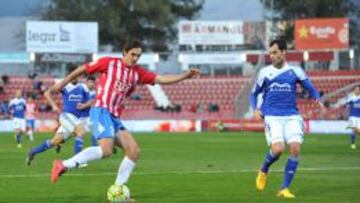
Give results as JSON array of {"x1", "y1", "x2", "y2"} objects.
[{"x1": 0, "y1": 132, "x2": 359, "y2": 203}]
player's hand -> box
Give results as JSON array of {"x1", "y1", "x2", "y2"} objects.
[
  {"x1": 186, "y1": 68, "x2": 200, "y2": 78},
  {"x1": 254, "y1": 109, "x2": 263, "y2": 120},
  {"x1": 76, "y1": 103, "x2": 86, "y2": 110},
  {"x1": 52, "y1": 106, "x2": 61, "y2": 114}
]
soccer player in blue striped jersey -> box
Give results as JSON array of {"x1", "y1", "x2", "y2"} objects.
[
  {"x1": 250, "y1": 39, "x2": 326, "y2": 198},
  {"x1": 9, "y1": 90, "x2": 27, "y2": 148},
  {"x1": 79, "y1": 75, "x2": 96, "y2": 146},
  {"x1": 346, "y1": 85, "x2": 360, "y2": 149},
  {"x1": 26, "y1": 70, "x2": 95, "y2": 166}
]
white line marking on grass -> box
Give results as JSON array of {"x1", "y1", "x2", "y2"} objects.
[{"x1": 1, "y1": 166, "x2": 360, "y2": 178}]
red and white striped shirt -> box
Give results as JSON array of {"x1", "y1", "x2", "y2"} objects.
[{"x1": 85, "y1": 57, "x2": 156, "y2": 117}]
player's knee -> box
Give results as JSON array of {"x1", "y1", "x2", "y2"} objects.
[
  {"x1": 99, "y1": 142, "x2": 114, "y2": 158},
  {"x1": 74, "y1": 125, "x2": 85, "y2": 136},
  {"x1": 289, "y1": 144, "x2": 301, "y2": 156},
  {"x1": 271, "y1": 144, "x2": 285, "y2": 155},
  {"x1": 51, "y1": 136, "x2": 64, "y2": 147},
  {"x1": 124, "y1": 143, "x2": 140, "y2": 161},
  {"x1": 355, "y1": 128, "x2": 360, "y2": 134},
  {"x1": 101, "y1": 147, "x2": 113, "y2": 157}
]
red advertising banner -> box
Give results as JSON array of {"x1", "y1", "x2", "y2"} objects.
[{"x1": 295, "y1": 18, "x2": 349, "y2": 50}]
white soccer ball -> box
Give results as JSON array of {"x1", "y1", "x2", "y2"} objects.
[{"x1": 107, "y1": 184, "x2": 130, "y2": 203}]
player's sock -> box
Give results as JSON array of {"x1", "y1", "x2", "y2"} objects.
[
  {"x1": 27, "y1": 130, "x2": 34, "y2": 142},
  {"x1": 281, "y1": 155, "x2": 299, "y2": 189},
  {"x1": 91, "y1": 135, "x2": 97, "y2": 146},
  {"x1": 260, "y1": 150, "x2": 280, "y2": 173},
  {"x1": 63, "y1": 146, "x2": 103, "y2": 169},
  {"x1": 16, "y1": 133, "x2": 22, "y2": 144},
  {"x1": 350, "y1": 132, "x2": 356, "y2": 145},
  {"x1": 30, "y1": 139, "x2": 51, "y2": 155},
  {"x1": 74, "y1": 136, "x2": 84, "y2": 154},
  {"x1": 115, "y1": 156, "x2": 136, "y2": 185}
]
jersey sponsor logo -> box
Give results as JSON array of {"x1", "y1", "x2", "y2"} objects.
[
  {"x1": 68, "y1": 94, "x2": 83, "y2": 101},
  {"x1": 269, "y1": 82, "x2": 291, "y2": 92},
  {"x1": 14, "y1": 105, "x2": 25, "y2": 111},
  {"x1": 114, "y1": 80, "x2": 131, "y2": 94}
]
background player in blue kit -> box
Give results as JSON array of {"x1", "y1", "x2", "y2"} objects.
[
  {"x1": 346, "y1": 85, "x2": 360, "y2": 149},
  {"x1": 79, "y1": 75, "x2": 97, "y2": 146},
  {"x1": 9, "y1": 90, "x2": 27, "y2": 148},
  {"x1": 250, "y1": 39, "x2": 326, "y2": 198},
  {"x1": 26, "y1": 69, "x2": 95, "y2": 166}
]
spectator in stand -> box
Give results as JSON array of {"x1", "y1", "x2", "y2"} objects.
[
  {"x1": 208, "y1": 102, "x2": 219, "y2": 112},
  {"x1": 40, "y1": 82, "x2": 47, "y2": 94},
  {"x1": 0, "y1": 100, "x2": 9, "y2": 119},
  {"x1": 0, "y1": 76, "x2": 4, "y2": 94},
  {"x1": 2, "y1": 75, "x2": 9, "y2": 84},
  {"x1": 190, "y1": 103, "x2": 196, "y2": 113},
  {"x1": 38, "y1": 101, "x2": 47, "y2": 112},
  {"x1": 130, "y1": 92, "x2": 142, "y2": 100},
  {"x1": 28, "y1": 72, "x2": 37, "y2": 80},
  {"x1": 174, "y1": 104, "x2": 181, "y2": 112},
  {"x1": 196, "y1": 103, "x2": 203, "y2": 113}
]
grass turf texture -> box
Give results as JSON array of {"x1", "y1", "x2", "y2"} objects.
[{"x1": 0, "y1": 132, "x2": 359, "y2": 203}]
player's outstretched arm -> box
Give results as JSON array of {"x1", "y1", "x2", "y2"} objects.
[
  {"x1": 155, "y1": 68, "x2": 200, "y2": 84},
  {"x1": 300, "y1": 79, "x2": 327, "y2": 113},
  {"x1": 44, "y1": 89, "x2": 61, "y2": 114},
  {"x1": 45, "y1": 65, "x2": 87, "y2": 114},
  {"x1": 317, "y1": 100, "x2": 327, "y2": 114},
  {"x1": 52, "y1": 65, "x2": 87, "y2": 93}
]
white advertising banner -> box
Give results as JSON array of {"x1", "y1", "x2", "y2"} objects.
[
  {"x1": 179, "y1": 21, "x2": 244, "y2": 45},
  {"x1": 309, "y1": 120, "x2": 351, "y2": 134},
  {"x1": 179, "y1": 53, "x2": 246, "y2": 64},
  {"x1": 0, "y1": 120, "x2": 201, "y2": 133},
  {"x1": 26, "y1": 21, "x2": 98, "y2": 53}
]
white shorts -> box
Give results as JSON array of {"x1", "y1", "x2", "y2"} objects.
[
  {"x1": 13, "y1": 118, "x2": 26, "y2": 132},
  {"x1": 56, "y1": 113, "x2": 82, "y2": 140},
  {"x1": 80, "y1": 117, "x2": 92, "y2": 132},
  {"x1": 264, "y1": 115, "x2": 304, "y2": 145},
  {"x1": 349, "y1": 116, "x2": 360, "y2": 129}
]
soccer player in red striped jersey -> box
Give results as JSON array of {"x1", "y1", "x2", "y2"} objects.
[{"x1": 50, "y1": 40, "x2": 200, "y2": 190}]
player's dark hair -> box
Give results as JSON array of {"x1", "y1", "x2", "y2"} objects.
[
  {"x1": 123, "y1": 39, "x2": 144, "y2": 53},
  {"x1": 270, "y1": 39, "x2": 287, "y2": 51},
  {"x1": 67, "y1": 63, "x2": 78, "y2": 74},
  {"x1": 86, "y1": 75, "x2": 96, "y2": 81}
]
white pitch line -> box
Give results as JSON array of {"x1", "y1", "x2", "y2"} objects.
[{"x1": 1, "y1": 166, "x2": 360, "y2": 179}]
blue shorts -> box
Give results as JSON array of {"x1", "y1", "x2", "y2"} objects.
[
  {"x1": 26, "y1": 119, "x2": 35, "y2": 130},
  {"x1": 90, "y1": 107, "x2": 126, "y2": 140}
]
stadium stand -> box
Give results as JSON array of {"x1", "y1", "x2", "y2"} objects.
[{"x1": 0, "y1": 70, "x2": 359, "y2": 120}]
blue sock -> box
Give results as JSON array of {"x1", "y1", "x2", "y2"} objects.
[
  {"x1": 30, "y1": 140, "x2": 51, "y2": 156},
  {"x1": 350, "y1": 133, "x2": 356, "y2": 144},
  {"x1": 74, "y1": 136, "x2": 84, "y2": 154},
  {"x1": 261, "y1": 151, "x2": 280, "y2": 173},
  {"x1": 281, "y1": 156, "x2": 299, "y2": 189},
  {"x1": 16, "y1": 133, "x2": 22, "y2": 144},
  {"x1": 91, "y1": 135, "x2": 97, "y2": 146}
]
